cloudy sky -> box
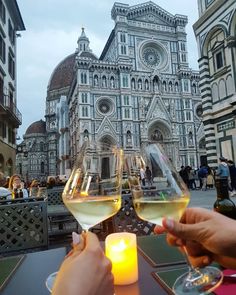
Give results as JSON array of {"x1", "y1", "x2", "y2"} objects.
[{"x1": 16, "y1": 0, "x2": 200, "y2": 139}]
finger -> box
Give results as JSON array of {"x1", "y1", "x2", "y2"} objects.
[
  {"x1": 85, "y1": 231, "x2": 101, "y2": 251},
  {"x1": 154, "y1": 225, "x2": 166, "y2": 234},
  {"x1": 162, "y1": 218, "x2": 202, "y2": 241},
  {"x1": 166, "y1": 233, "x2": 184, "y2": 247},
  {"x1": 187, "y1": 254, "x2": 212, "y2": 268}
]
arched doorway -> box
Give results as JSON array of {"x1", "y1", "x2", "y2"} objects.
[
  {"x1": 148, "y1": 121, "x2": 174, "y2": 177},
  {"x1": 99, "y1": 135, "x2": 116, "y2": 179}
]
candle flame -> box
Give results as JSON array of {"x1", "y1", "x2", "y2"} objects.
[{"x1": 111, "y1": 239, "x2": 127, "y2": 252}]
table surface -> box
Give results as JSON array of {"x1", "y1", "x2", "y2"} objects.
[{"x1": 1, "y1": 240, "x2": 172, "y2": 295}]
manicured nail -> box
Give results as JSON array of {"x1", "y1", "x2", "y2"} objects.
[
  {"x1": 165, "y1": 218, "x2": 174, "y2": 230},
  {"x1": 72, "y1": 232, "x2": 80, "y2": 245}
]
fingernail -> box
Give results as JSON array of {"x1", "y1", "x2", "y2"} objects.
[
  {"x1": 72, "y1": 232, "x2": 80, "y2": 245},
  {"x1": 165, "y1": 218, "x2": 174, "y2": 230},
  {"x1": 176, "y1": 239, "x2": 183, "y2": 246}
]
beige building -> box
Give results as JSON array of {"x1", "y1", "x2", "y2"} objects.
[
  {"x1": 193, "y1": 0, "x2": 236, "y2": 166},
  {"x1": 0, "y1": 0, "x2": 25, "y2": 176}
]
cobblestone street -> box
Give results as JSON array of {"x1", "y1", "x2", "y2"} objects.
[{"x1": 188, "y1": 188, "x2": 235, "y2": 210}]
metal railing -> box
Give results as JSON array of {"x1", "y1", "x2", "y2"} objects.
[{"x1": 0, "y1": 94, "x2": 22, "y2": 124}]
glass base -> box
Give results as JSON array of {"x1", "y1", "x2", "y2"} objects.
[
  {"x1": 173, "y1": 266, "x2": 223, "y2": 295},
  {"x1": 45, "y1": 271, "x2": 58, "y2": 293}
]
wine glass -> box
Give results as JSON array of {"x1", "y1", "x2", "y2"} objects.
[
  {"x1": 126, "y1": 143, "x2": 223, "y2": 294},
  {"x1": 46, "y1": 141, "x2": 123, "y2": 292}
]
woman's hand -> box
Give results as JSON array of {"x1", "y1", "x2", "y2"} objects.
[{"x1": 52, "y1": 232, "x2": 114, "y2": 295}]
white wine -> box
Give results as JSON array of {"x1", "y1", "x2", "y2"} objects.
[
  {"x1": 133, "y1": 197, "x2": 189, "y2": 225},
  {"x1": 63, "y1": 195, "x2": 121, "y2": 230}
]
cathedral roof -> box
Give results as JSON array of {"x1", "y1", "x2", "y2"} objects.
[
  {"x1": 47, "y1": 53, "x2": 76, "y2": 91},
  {"x1": 25, "y1": 120, "x2": 46, "y2": 135},
  {"x1": 78, "y1": 50, "x2": 98, "y2": 60}
]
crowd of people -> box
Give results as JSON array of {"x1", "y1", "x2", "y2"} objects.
[
  {"x1": 0, "y1": 172, "x2": 66, "y2": 200},
  {"x1": 179, "y1": 157, "x2": 236, "y2": 195}
]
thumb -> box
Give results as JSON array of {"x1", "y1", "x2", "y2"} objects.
[{"x1": 162, "y1": 218, "x2": 201, "y2": 241}]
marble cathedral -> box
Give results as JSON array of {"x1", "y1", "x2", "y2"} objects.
[
  {"x1": 17, "y1": 1, "x2": 205, "y2": 180},
  {"x1": 67, "y1": 2, "x2": 204, "y2": 172}
]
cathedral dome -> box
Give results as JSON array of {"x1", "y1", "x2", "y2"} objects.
[
  {"x1": 47, "y1": 53, "x2": 76, "y2": 91},
  {"x1": 78, "y1": 51, "x2": 98, "y2": 60},
  {"x1": 25, "y1": 120, "x2": 46, "y2": 135}
]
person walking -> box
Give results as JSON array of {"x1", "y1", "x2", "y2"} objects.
[
  {"x1": 228, "y1": 160, "x2": 236, "y2": 196},
  {"x1": 139, "y1": 167, "x2": 145, "y2": 187},
  {"x1": 145, "y1": 166, "x2": 153, "y2": 187}
]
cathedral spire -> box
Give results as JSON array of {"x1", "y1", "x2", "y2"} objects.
[{"x1": 77, "y1": 27, "x2": 90, "y2": 52}]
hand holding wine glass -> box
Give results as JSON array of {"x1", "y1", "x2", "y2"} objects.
[
  {"x1": 46, "y1": 141, "x2": 123, "y2": 292},
  {"x1": 126, "y1": 143, "x2": 223, "y2": 294},
  {"x1": 155, "y1": 207, "x2": 236, "y2": 269}
]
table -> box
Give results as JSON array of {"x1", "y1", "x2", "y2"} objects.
[{"x1": 1, "y1": 243, "x2": 169, "y2": 295}]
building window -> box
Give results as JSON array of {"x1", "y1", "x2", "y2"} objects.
[
  {"x1": 121, "y1": 45, "x2": 127, "y2": 55},
  {"x1": 41, "y1": 162, "x2": 45, "y2": 174},
  {"x1": 0, "y1": 75, "x2": 3, "y2": 104},
  {"x1": 82, "y1": 106, "x2": 88, "y2": 117},
  {"x1": 185, "y1": 99, "x2": 191, "y2": 108},
  {"x1": 0, "y1": 1, "x2": 5, "y2": 24},
  {"x1": 120, "y1": 33, "x2": 126, "y2": 43},
  {"x1": 185, "y1": 111, "x2": 192, "y2": 121},
  {"x1": 215, "y1": 50, "x2": 224, "y2": 70},
  {"x1": 180, "y1": 42, "x2": 186, "y2": 51},
  {"x1": 0, "y1": 34, "x2": 5, "y2": 63},
  {"x1": 8, "y1": 51, "x2": 15, "y2": 79},
  {"x1": 124, "y1": 108, "x2": 131, "y2": 119},
  {"x1": 81, "y1": 93, "x2": 88, "y2": 103},
  {"x1": 181, "y1": 53, "x2": 186, "y2": 62},
  {"x1": 122, "y1": 74, "x2": 129, "y2": 88},
  {"x1": 8, "y1": 19, "x2": 15, "y2": 45},
  {"x1": 123, "y1": 95, "x2": 130, "y2": 105},
  {"x1": 81, "y1": 72, "x2": 87, "y2": 84}
]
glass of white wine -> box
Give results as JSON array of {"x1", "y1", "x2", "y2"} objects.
[
  {"x1": 46, "y1": 141, "x2": 123, "y2": 292},
  {"x1": 127, "y1": 143, "x2": 223, "y2": 294}
]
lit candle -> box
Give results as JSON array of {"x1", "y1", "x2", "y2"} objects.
[{"x1": 105, "y1": 232, "x2": 138, "y2": 285}]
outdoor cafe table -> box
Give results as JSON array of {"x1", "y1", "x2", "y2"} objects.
[{"x1": 0, "y1": 235, "x2": 187, "y2": 295}]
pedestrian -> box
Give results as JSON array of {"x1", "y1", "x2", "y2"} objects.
[
  {"x1": 206, "y1": 167, "x2": 214, "y2": 189},
  {"x1": 198, "y1": 165, "x2": 208, "y2": 190},
  {"x1": 228, "y1": 160, "x2": 236, "y2": 196},
  {"x1": 145, "y1": 166, "x2": 153, "y2": 187},
  {"x1": 139, "y1": 167, "x2": 145, "y2": 187},
  {"x1": 179, "y1": 166, "x2": 189, "y2": 187}
]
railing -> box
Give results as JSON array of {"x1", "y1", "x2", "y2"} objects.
[
  {"x1": 0, "y1": 94, "x2": 22, "y2": 124},
  {"x1": 0, "y1": 197, "x2": 48, "y2": 254}
]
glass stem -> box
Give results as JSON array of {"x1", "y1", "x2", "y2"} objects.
[{"x1": 182, "y1": 246, "x2": 203, "y2": 282}]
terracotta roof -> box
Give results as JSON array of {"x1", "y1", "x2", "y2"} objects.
[
  {"x1": 48, "y1": 53, "x2": 76, "y2": 91},
  {"x1": 25, "y1": 120, "x2": 46, "y2": 135}
]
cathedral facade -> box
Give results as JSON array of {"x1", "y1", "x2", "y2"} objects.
[{"x1": 68, "y1": 2, "x2": 203, "y2": 171}]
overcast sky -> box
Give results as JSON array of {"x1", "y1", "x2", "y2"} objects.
[{"x1": 16, "y1": 0, "x2": 200, "y2": 140}]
